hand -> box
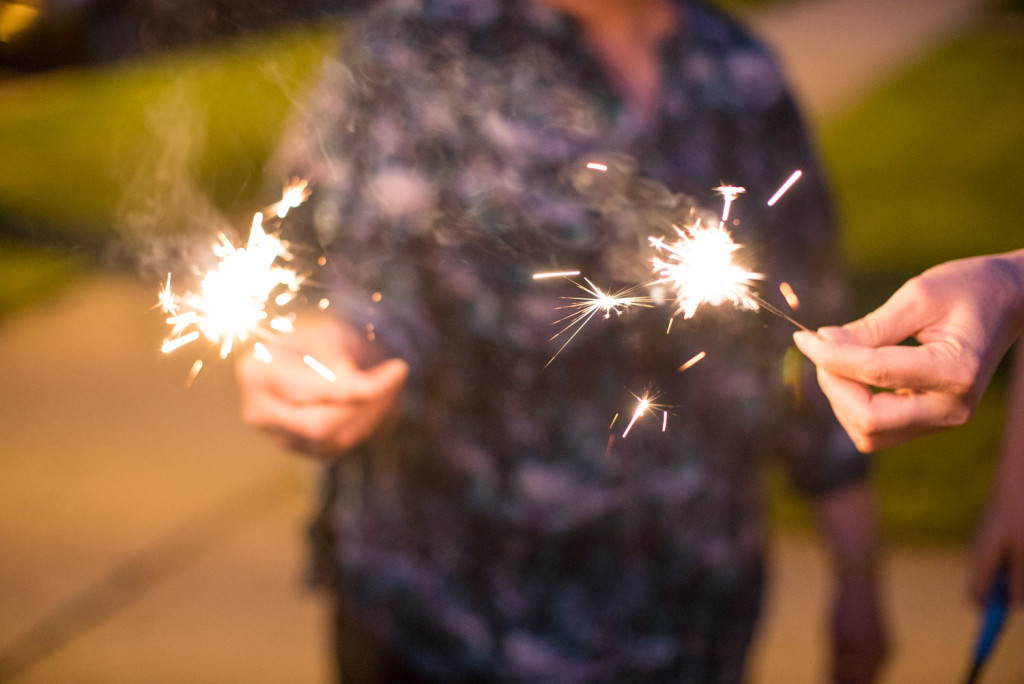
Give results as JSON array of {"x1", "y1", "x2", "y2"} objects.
[
  {"x1": 793, "y1": 251, "x2": 1024, "y2": 452},
  {"x1": 235, "y1": 313, "x2": 409, "y2": 458},
  {"x1": 970, "y1": 472, "x2": 1024, "y2": 607}
]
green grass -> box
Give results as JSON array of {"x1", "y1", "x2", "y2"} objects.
[
  {"x1": 0, "y1": 239, "x2": 81, "y2": 319},
  {"x1": 822, "y1": 26, "x2": 1024, "y2": 277},
  {"x1": 0, "y1": 23, "x2": 341, "y2": 315},
  {"x1": 0, "y1": 23, "x2": 341, "y2": 231}
]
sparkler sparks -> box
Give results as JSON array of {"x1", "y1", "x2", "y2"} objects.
[
  {"x1": 678, "y1": 351, "x2": 706, "y2": 372},
  {"x1": 253, "y1": 342, "x2": 273, "y2": 364},
  {"x1": 649, "y1": 219, "x2": 762, "y2": 320},
  {"x1": 779, "y1": 281, "x2": 800, "y2": 310},
  {"x1": 714, "y1": 185, "x2": 745, "y2": 221},
  {"x1": 533, "y1": 270, "x2": 582, "y2": 280},
  {"x1": 158, "y1": 182, "x2": 319, "y2": 380},
  {"x1": 303, "y1": 354, "x2": 337, "y2": 382},
  {"x1": 267, "y1": 177, "x2": 312, "y2": 219},
  {"x1": 546, "y1": 277, "x2": 653, "y2": 365},
  {"x1": 621, "y1": 389, "x2": 668, "y2": 438},
  {"x1": 767, "y1": 170, "x2": 802, "y2": 206}
]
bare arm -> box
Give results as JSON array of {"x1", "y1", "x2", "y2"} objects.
[
  {"x1": 970, "y1": 342, "x2": 1024, "y2": 606},
  {"x1": 813, "y1": 481, "x2": 889, "y2": 684}
]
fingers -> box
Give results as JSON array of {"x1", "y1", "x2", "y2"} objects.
[
  {"x1": 813, "y1": 365, "x2": 968, "y2": 452},
  {"x1": 827, "y1": 276, "x2": 947, "y2": 349},
  {"x1": 237, "y1": 352, "x2": 409, "y2": 455},
  {"x1": 240, "y1": 346, "x2": 407, "y2": 406},
  {"x1": 794, "y1": 330, "x2": 977, "y2": 396}
]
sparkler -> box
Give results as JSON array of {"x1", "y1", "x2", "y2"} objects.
[
  {"x1": 648, "y1": 179, "x2": 812, "y2": 331},
  {"x1": 157, "y1": 182, "x2": 329, "y2": 380},
  {"x1": 649, "y1": 219, "x2": 762, "y2": 320},
  {"x1": 540, "y1": 168, "x2": 811, "y2": 383}
]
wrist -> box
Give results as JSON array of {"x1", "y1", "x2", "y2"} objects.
[{"x1": 997, "y1": 249, "x2": 1024, "y2": 336}]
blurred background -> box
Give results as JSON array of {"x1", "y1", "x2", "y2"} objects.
[{"x1": 0, "y1": 0, "x2": 1022, "y2": 681}]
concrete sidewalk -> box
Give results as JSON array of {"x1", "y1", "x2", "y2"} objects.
[
  {"x1": 1, "y1": 0, "x2": 1020, "y2": 682},
  {"x1": 0, "y1": 276, "x2": 332, "y2": 682},
  {"x1": 747, "y1": 0, "x2": 987, "y2": 121}
]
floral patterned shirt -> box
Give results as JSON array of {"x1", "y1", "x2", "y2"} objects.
[{"x1": 280, "y1": 0, "x2": 867, "y2": 681}]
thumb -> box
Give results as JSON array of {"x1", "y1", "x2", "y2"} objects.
[
  {"x1": 836, "y1": 284, "x2": 933, "y2": 348},
  {"x1": 352, "y1": 358, "x2": 409, "y2": 399}
]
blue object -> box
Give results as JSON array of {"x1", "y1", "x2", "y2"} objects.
[{"x1": 964, "y1": 564, "x2": 1010, "y2": 684}]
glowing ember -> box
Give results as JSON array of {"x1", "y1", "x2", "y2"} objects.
[
  {"x1": 767, "y1": 170, "x2": 802, "y2": 207},
  {"x1": 678, "y1": 351, "x2": 706, "y2": 372},
  {"x1": 714, "y1": 185, "x2": 746, "y2": 221},
  {"x1": 267, "y1": 177, "x2": 312, "y2": 219},
  {"x1": 533, "y1": 270, "x2": 582, "y2": 280},
  {"x1": 779, "y1": 281, "x2": 801, "y2": 310},
  {"x1": 253, "y1": 342, "x2": 273, "y2": 364},
  {"x1": 303, "y1": 354, "x2": 336, "y2": 382}
]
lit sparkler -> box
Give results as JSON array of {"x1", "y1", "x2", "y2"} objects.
[
  {"x1": 648, "y1": 213, "x2": 810, "y2": 331},
  {"x1": 158, "y1": 182, "x2": 328, "y2": 379},
  {"x1": 649, "y1": 219, "x2": 762, "y2": 320},
  {"x1": 546, "y1": 277, "x2": 653, "y2": 365},
  {"x1": 538, "y1": 173, "x2": 811, "y2": 368}
]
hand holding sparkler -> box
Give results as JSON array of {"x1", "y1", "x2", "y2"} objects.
[
  {"x1": 793, "y1": 250, "x2": 1024, "y2": 452},
  {"x1": 235, "y1": 312, "x2": 409, "y2": 457}
]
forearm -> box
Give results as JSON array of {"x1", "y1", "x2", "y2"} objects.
[
  {"x1": 812, "y1": 479, "x2": 889, "y2": 683},
  {"x1": 988, "y1": 248, "x2": 1024, "y2": 342},
  {"x1": 998, "y1": 342, "x2": 1024, "y2": 488},
  {"x1": 969, "y1": 341, "x2": 1024, "y2": 605},
  {"x1": 813, "y1": 480, "x2": 881, "y2": 577}
]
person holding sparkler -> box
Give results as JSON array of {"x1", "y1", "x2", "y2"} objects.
[{"x1": 236, "y1": 0, "x2": 886, "y2": 681}]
